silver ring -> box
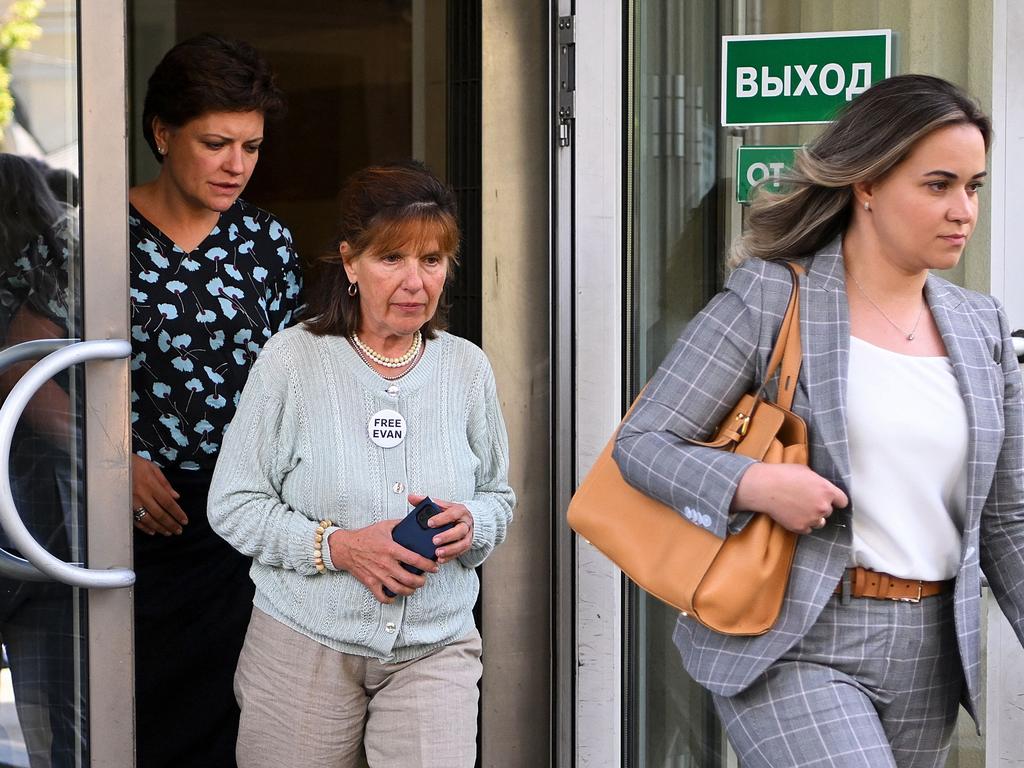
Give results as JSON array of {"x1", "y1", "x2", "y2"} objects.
[
  {"x1": 817, "y1": 516, "x2": 827, "y2": 529},
  {"x1": 133, "y1": 506, "x2": 148, "y2": 522}
]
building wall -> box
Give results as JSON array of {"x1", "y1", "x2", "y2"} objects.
[{"x1": 480, "y1": 2, "x2": 552, "y2": 765}]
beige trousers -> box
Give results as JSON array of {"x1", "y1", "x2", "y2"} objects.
[{"x1": 234, "y1": 608, "x2": 482, "y2": 768}]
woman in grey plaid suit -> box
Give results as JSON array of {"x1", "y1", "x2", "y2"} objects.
[{"x1": 615, "y1": 74, "x2": 1024, "y2": 767}]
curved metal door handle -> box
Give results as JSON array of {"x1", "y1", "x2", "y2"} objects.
[
  {"x1": 1011, "y1": 333, "x2": 1024, "y2": 362},
  {"x1": 0, "y1": 339, "x2": 135, "y2": 588},
  {"x1": 0, "y1": 338, "x2": 77, "y2": 370},
  {"x1": 0, "y1": 339, "x2": 78, "y2": 581}
]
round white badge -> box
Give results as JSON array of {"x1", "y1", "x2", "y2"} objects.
[{"x1": 368, "y1": 409, "x2": 406, "y2": 448}]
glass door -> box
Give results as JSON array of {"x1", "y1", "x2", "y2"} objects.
[
  {"x1": 625, "y1": 2, "x2": 724, "y2": 765},
  {"x1": 624, "y1": 1, "x2": 992, "y2": 765},
  {"x1": 0, "y1": 1, "x2": 134, "y2": 766}
]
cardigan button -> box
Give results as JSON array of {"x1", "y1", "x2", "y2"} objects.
[
  {"x1": 386, "y1": 385, "x2": 399, "y2": 395},
  {"x1": 392, "y1": 482, "x2": 405, "y2": 494},
  {"x1": 385, "y1": 622, "x2": 396, "y2": 633}
]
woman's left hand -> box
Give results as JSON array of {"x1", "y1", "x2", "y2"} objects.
[{"x1": 409, "y1": 493, "x2": 474, "y2": 565}]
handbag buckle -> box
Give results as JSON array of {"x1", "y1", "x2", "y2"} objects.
[{"x1": 735, "y1": 412, "x2": 751, "y2": 437}]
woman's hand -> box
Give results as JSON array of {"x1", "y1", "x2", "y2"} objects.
[
  {"x1": 408, "y1": 493, "x2": 475, "y2": 565},
  {"x1": 132, "y1": 454, "x2": 188, "y2": 536},
  {"x1": 731, "y1": 463, "x2": 848, "y2": 535},
  {"x1": 328, "y1": 521, "x2": 439, "y2": 604}
]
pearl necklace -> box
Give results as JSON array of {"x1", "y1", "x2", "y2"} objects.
[
  {"x1": 351, "y1": 330, "x2": 422, "y2": 368},
  {"x1": 351, "y1": 338, "x2": 423, "y2": 380},
  {"x1": 847, "y1": 270, "x2": 925, "y2": 341}
]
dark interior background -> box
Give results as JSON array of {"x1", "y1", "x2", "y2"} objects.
[{"x1": 128, "y1": 0, "x2": 480, "y2": 343}]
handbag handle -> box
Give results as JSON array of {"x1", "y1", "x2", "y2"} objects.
[
  {"x1": 686, "y1": 261, "x2": 804, "y2": 450},
  {"x1": 756, "y1": 262, "x2": 804, "y2": 410}
]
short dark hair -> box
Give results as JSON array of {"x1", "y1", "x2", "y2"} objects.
[
  {"x1": 0, "y1": 153, "x2": 64, "y2": 261},
  {"x1": 26, "y1": 157, "x2": 78, "y2": 207},
  {"x1": 304, "y1": 160, "x2": 460, "y2": 339},
  {"x1": 142, "y1": 33, "x2": 286, "y2": 162}
]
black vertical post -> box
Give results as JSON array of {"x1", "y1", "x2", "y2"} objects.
[{"x1": 446, "y1": 0, "x2": 483, "y2": 347}]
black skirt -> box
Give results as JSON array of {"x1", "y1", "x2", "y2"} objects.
[{"x1": 133, "y1": 468, "x2": 254, "y2": 768}]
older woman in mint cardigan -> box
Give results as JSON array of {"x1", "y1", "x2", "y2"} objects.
[{"x1": 208, "y1": 161, "x2": 514, "y2": 768}]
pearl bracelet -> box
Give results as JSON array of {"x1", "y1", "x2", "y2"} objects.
[{"x1": 313, "y1": 519, "x2": 334, "y2": 574}]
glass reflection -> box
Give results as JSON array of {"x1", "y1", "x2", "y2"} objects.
[
  {"x1": 0, "y1": 1, "x2": 85, "y2": 766},
  {"x1": 627, "y1": 1, "x2": 723, "y2": 765},
  {"x1": 626, "y1": 1, "x2": 991, "y2": 765}
]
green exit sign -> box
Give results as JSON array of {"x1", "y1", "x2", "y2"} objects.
[
  {"x1": 721, "y1": 30, "x2": 892, "y2": 126},
  {"x1": 736, "y1": 146, "x2": 799, "y2": 204}
]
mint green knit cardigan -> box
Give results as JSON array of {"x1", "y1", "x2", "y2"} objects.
[{"x1": 208, "y1": 325, "x2": 515, "y2": 662}]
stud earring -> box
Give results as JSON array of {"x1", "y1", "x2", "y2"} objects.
[
  {"x1": 158, "y1": 146, "x2": 167, "y2": 156},
  {"x1": 863, "y1": 201, "x2": 871, "y2": 212}
]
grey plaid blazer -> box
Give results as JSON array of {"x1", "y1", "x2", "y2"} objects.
[{"x1": 613, "y1": 237, "x2": 1024, "y2": 720}]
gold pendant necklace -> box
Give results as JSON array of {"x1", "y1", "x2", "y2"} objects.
[{"x1": 847, "y1": 271, "x2": 924, "y2": 341}]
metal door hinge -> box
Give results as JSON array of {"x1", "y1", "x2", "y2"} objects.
[{"x1": 557, "y1": 15, "x2": 575, "y2": 148}]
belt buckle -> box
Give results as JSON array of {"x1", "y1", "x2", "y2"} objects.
[{"x1": 898, "y1": 581, "x2": 923, "y2": 603}]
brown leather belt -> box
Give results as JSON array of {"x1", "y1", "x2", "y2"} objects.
[{"x1": 833, "y1": 567, "x2": 953, "y2": 603}]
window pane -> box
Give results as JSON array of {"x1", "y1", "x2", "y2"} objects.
[
  {"x1": 626, "y1": 2, "x2": 991, "y2": 765},
  {"x1": 626, "y1": 1, "x2": 724, "y2": 762},
  {"x1": 1, "y1": 1, "x2": 88, "y2": 764}
]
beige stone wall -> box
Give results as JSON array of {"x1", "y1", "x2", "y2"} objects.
[{"x1": 480, "y1": 1, "x2": 551, "y2": 765}]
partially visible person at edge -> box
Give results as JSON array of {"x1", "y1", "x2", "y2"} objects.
[
  {"x1": 128, "y1": 33, "x2": 301, "y2": 768},
  {"x1": 0, "y1": 153, "x2": 78, "y2": 768},
  {"x1": 208, "y1": 160, "x2": 514, "y2": 768},
  {"x1": 614, "y1": 73, "x2": 1024, "y2": 768}
]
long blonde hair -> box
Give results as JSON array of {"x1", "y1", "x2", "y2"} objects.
[{"x1": 731, "y1": 74, "x2": 991, "y2": 266}]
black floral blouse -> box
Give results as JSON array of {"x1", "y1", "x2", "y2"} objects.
[
  {"x1": 0, "y1": 217, "x2": 74, "y2": 335},
  {"x1": 130, "y1": 199, "x2": 302, "y2": 472}
]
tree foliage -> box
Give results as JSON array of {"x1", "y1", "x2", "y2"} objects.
[{"x1": 0, "y1": 0, "x2": 45, "y2": 142}]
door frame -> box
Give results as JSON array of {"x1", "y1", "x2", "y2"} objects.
[
  {"x1": 556, "y1": 1, "x2": 626, "y2": 765},
  {"x1": 81, "y1": 1, "x2": 134, "y2": 764},
  {"x1": 984, "y1": 2, "x2": 1024, "y2": 764}
]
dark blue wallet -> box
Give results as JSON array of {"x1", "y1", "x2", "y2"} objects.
[{"x1": 383, "y1": 497, "x2": 455, "y2": 598}]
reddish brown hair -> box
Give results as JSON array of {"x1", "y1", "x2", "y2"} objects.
[{"x1": 304, "y1": 160, "x2": 460, "y2": 338}]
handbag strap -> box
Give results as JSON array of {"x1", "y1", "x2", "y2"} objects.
[
  {"x1": 684, "y1": 261, "x2": 804, "y2": 450},
  {"x1": 756, "y1": 262, "x2": 804, "y2": 410}
]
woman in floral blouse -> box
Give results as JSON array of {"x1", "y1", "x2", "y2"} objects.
[{"x1": 128, "y1": 34, "x2": 301, "y2": 768}]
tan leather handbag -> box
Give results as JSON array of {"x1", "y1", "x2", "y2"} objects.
[{"x1": 567, "y1": 263, "x2": 806, "y2": 636}]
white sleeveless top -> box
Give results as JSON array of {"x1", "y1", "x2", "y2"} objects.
[{"x1": 845, "y1": 336, "x2": 968, "y2": 581}]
